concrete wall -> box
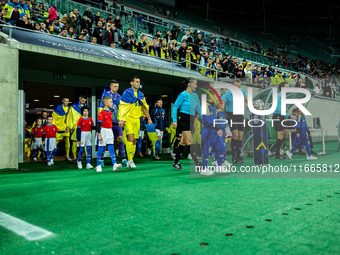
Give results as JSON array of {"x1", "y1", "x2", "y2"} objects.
[{"x1": 0, "y1": 43, "x2": 19, "y2": 169}]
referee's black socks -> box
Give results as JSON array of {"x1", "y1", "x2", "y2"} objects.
[
  {"x1": 174, "y1": 145, "x2": 185, "y2": 164},
  {"x1": 275, "y1": 139, "x2": 284, "y2": 156},
  {"x1": 231, "y1": 139, "x2": 238, "y2": 159}
]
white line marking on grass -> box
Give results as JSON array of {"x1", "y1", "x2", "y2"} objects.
[{"x1": 0, "y1": 211, "x2": 54, "y2": 241}]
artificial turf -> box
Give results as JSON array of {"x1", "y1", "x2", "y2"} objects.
[{"x1": 1, "y1": 143, "x2": 340, "y2": 254}]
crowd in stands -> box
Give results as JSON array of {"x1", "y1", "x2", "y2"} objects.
[{"x1": 1, "y1": 0, "x2": 340, "y2": 97}]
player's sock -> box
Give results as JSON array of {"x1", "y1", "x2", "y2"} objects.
[
  {"x1": 47, "y1": 150, "x2": 51, "y2": 162},
  {"x1": 173, "y1": 139, "x2": 180, "y2": 154},
  {"x1": 231, "y1": 139, "x2": 237, "y2": 159},
  {"x1": 101, "y1": 146, "x2": 106, "y2": 160},
  {"x1": 217, "y1": 151, "x2": 224, "y2": 166},
  {"x1": 86, "y1": 146, "x2": 92, "y2": 164},
  {"x1": 51, "y1": 148, "x2": 57, "y2": 159},
  {"x1": 155, "y1": 140, "x2": 161, "y2": 155},
  {"x1": 237, "y1": 140, "x2": 242, "y2": 159},
  {"x1": 202, "y1": 153, "x2": 209, "y2": 169},
  {"x1": 65, "y1": 138, "x2": 70, "y2": 156},
  {"x1": 305, "y1": 144, "x2": 311, "y2": 157},
  {"x1": 78, "y1": 147, "x2": 85, "y2": 162},
  {"x1": 174, "y1": 145, "x2": 185, "y2": 164},
  {"x1": 188, "y1": 145, "x2": 199, "y2": 165},
  {"x1": 108, "y1": 144, "x2": 117, "y2": 164},
  {"x1": 275, "y1": 139, "x2": 283, "y2": 156},
  {"x1": 33, "y1": 149, "x2": 37, "y2": 158},
  {"x1": 126, "y1": 141, "x2": 134, "y2": 161},
  {"x1": 118, "y1": 140, "x2": 126, "y2": 159},
  {"x1": 290, "y1": 146, "x2": 297, "y2": 153},
  {"x1": 97, "y1": 146, "x2": 105, "y2": 166},
  {"x1": 72, "y1": 142, "x2": 77, "y2": 159}
]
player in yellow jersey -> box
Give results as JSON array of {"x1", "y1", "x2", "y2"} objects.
[
  {"x1": 66, "y1": 95, "x2": 87, "y2": 162},
  {"x1": 52, "y1": 98, "x2": 71, "y2": 161},
  {"x1": 118, "y1": 76, "x2": 152, "y2": 169}
]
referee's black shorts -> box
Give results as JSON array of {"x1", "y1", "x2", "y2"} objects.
[
  {"x1": 227, "y1": 112, "x2": 244, "y2": 131},
  {"x1": 177, "y1": 113, "x2": 194, "y2": 133},
  {"x1": 272, "y1": 114, "x2": 285, "y2": 132}
]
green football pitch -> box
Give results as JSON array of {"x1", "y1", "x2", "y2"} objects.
[{"x1": 1, "y1": 142, "x2": 340, "y2": 254}]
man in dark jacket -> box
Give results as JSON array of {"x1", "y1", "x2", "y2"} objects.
[
  {"x1": 93, "y1": 20, "x2": 104, "y2": 44},
  {"x1": 121, "y1": 28, "x2": 136, "y2": 51},
  {"x1": 83, "y1": 7, "x2": 93, "y2": 35},
  {"x1": 101, "y1": 22, "x2": 112, "y2": 46},
  {"x1": 193, "y1": 33, "x2": 203, "y2": 56},
  {"x1": 305, "y1": 74, "x2": 314, "y2": 89}
]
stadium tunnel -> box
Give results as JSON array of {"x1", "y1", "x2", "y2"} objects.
[{"x1": 0, "y1": 28, "x2": 208, "y2": 168}]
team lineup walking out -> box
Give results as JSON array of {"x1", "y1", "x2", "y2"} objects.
[{"x1": 26, "y1": 76, "x2": 308, "y2": 172}]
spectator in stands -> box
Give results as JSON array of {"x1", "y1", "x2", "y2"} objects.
[
  {"x1": 233, "y1": 64, "x2": 245, "y2": 78},
  {"x1": 136, "y1": 34, "x2": 150, "y2": 55},
  {"x1": 121, "y1": 28, "x2": 136, "y2": 51},
  {"x1": 94, "y1": 11, "x2": 100, "y2": 25},
  {"x1": 183, "y1": 46, "x2": 196, "y2": 69},
  {"x1": 164, "y1": 31, "x2": 172, "y2": 43},
  {"x1": 181, "y1": 30, "x2": 193, "y2": 45},
  {"x1": 166, "y1": 10, "x2": 170, "y2": 18},
  {"x1": 171, "y1": 24, "x2": 180, "y2": 40},
  {"x1": 4, "y1": 0, "x2": 21, "y2": 25},
  {"x1": 120, "y1": 4, "x2": 127, "y2": 17},
  {"x1": 149, "y1": 37, "x2": 160, "y2": 57},
  {"x1": 91, "y1": 37, "x2": 97, "y2": 44},
  {"x1": 169, "y1": 40, "x2": 178, "y2": 61},
  {"x1": 147, "y1": 17, "x2": 155, "y2": 35},
  {"x1": 73, "y1": 9, "x2": 81, "y2": 34},
  {"x1": 222, "y1": 54, "x2": 231, "y2": 77},
  {"x1": 79, "y1": 14, "x2": 90, "y2": 34},
  {"x1": 273, "y1": 71, "x2": 284, "y2": 86},
  {"x1": 15, "y1": 13, "x2": 32, "y2": 29},
  {"x1": 214, "y1": 57, "x2": 223, "y2": 75},
  {"x1": 323, "y1": 83, "x2": 337, "y2": 98},
  {"x1": 138, "y1": 14, "x2": 145, "y2": 30},
  {"x1": 200, "y1": 57, "x2": 216, "y2": 78},
  {"x1": 76, "y1": 29, "x2": 89, "y2": 42},
  {"x1": 244, "y1": 62, "x2": 253, "y2": 81},
  {"x1": 102, "y1": 22, "x2": 113, "y2": 46},
  {"x1": 51, "y1": 18, "x2": 62, "y2": 34},
  {"x1": 111, "y1": 24, "x2": 121, "y2": 48},
  {"x1": 155, "y1": 30, "x2": 162, "y2": 39},
  {"x1": 67, "y1": 26, "x2": 75, "y2": 38},
  {"x1": 93, "y1": 20, "x2": 104, "y2": 45},
  {"x1": 106, "y1": 13, "x2": 113, "y2": 23},
  {"x1": 33, "y1": 22, "x2": 40, "y2": 31},
  {"x1": 178, "y1": 41, "x2": 187, "y2": 65},
  {"x1": 58, "y1": 27, "x2": 67, "y2": 38},
  {"x1": 48, "y1": 4, "x2": 57, "y2": 23},
  {"x1": 160, "y1": 39, "x2": 170, "y2": 60},
  {"x1": 305, "y1": 74, "x2": 314, "y2": 89},
  {"x1": 114, "y1": 15, "x2": 122, "y2": 33},
  {"x1": 40, "y1": 22, "x2": 50, "y2": 34},
  {"x1": 83, "y1": 7, "x2": 93, "y2": 35},
  {"x1": 65, "y1": 11, "x2": 77, "y2": 32},
  {"x1": 0, "y1": 8, "x2": 8, "y2": 22}
]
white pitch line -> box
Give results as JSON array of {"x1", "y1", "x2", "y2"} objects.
[{"x1": 0, "y1": 211, "x2": 54, "y2": 241}]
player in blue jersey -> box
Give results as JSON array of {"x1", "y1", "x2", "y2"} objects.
[
  {"x1": 221, "y1": 79, "x2": 247, "y2": 164},
  {"x1": 286, "y1": 108, "x2": 317, "y2": 160},
  {"x1": 172, "y1": 78, "x2": 202, "y2": 170},
  {"x1": 150, "y1": 98, "x2": 168, "y2": 160}
]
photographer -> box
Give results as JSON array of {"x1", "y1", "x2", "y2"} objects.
[
  {"x1": 121, "y1": 28, "x2": 136, "y2": 51},
  {"x1": 65, "y1": 11, "x2": 77, "y2": 32}
]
